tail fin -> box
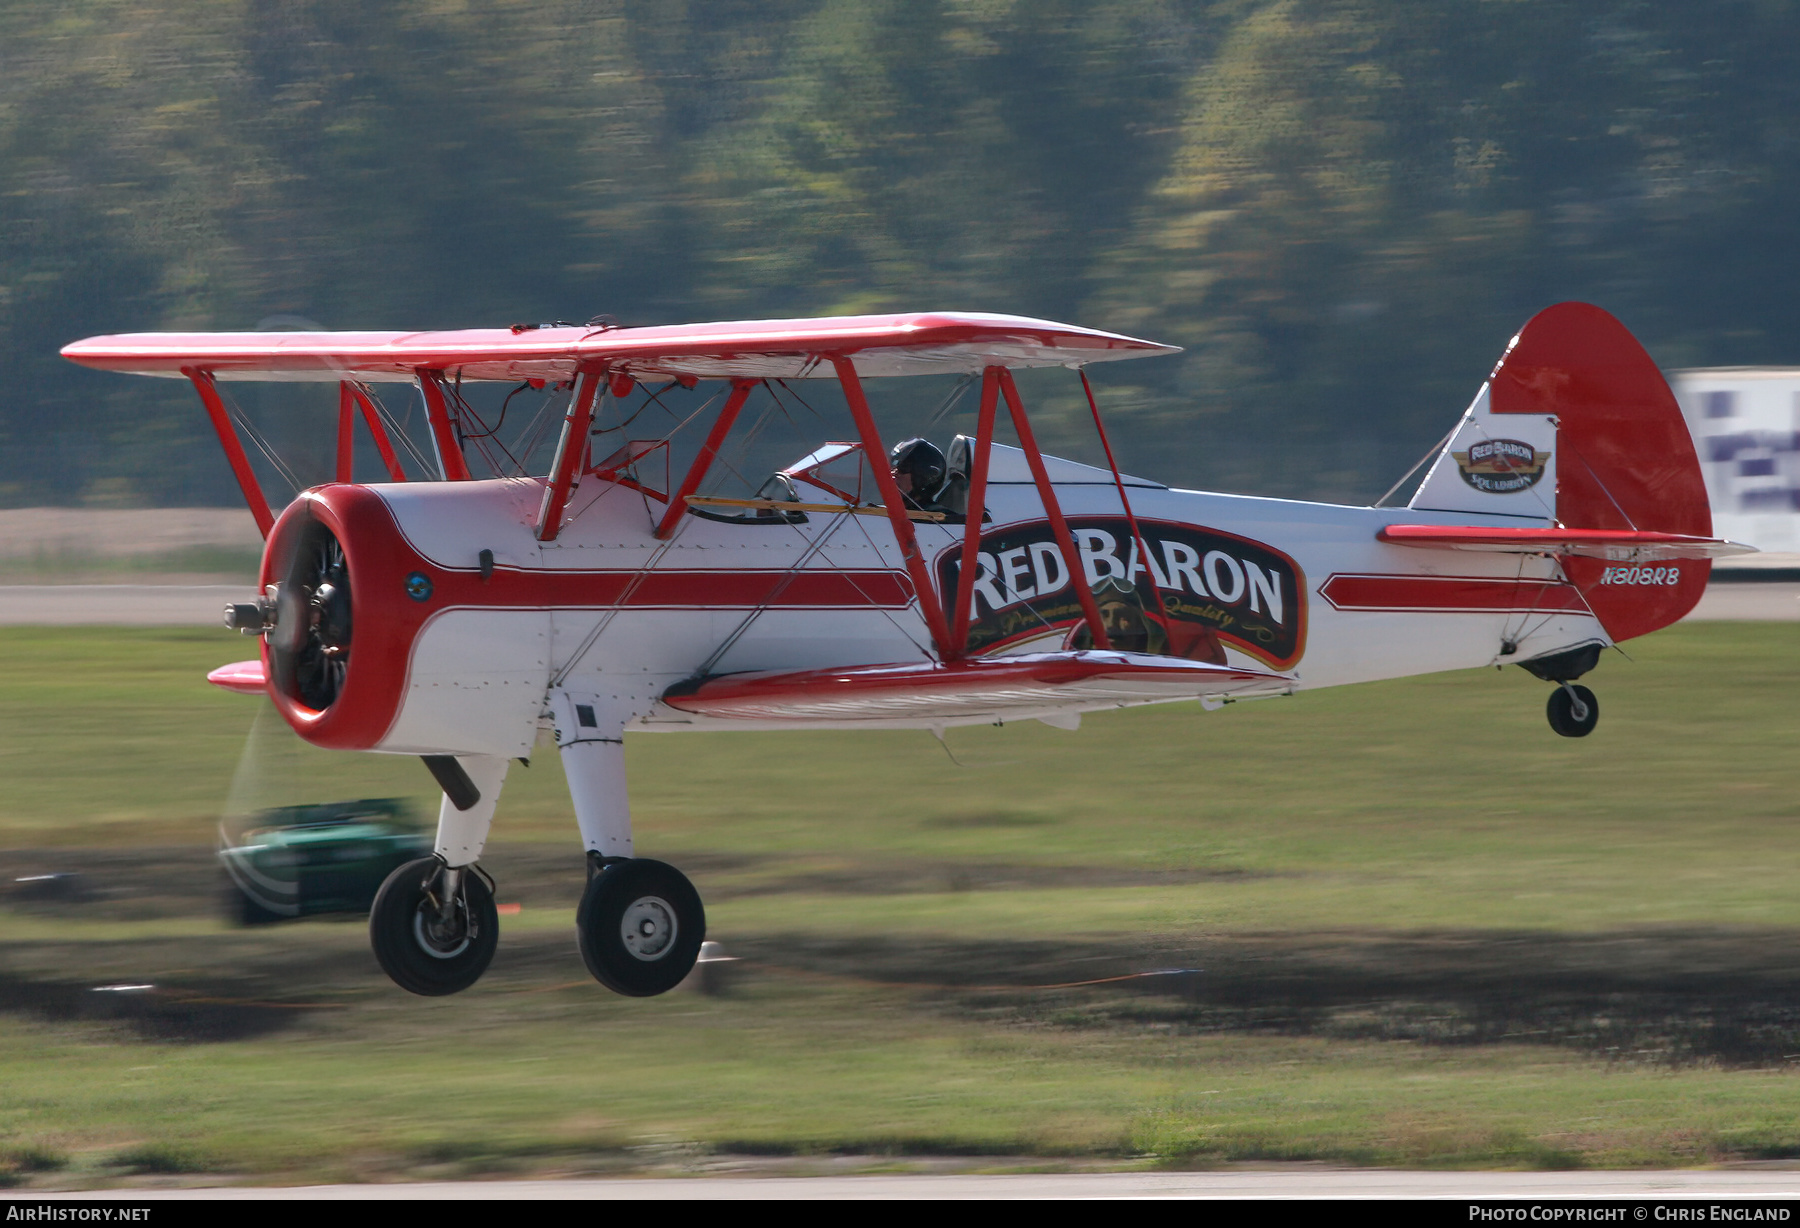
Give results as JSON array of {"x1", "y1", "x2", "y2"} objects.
[{"x1": 1410, "y1": 302, "x2": 1711, "y2": 642}]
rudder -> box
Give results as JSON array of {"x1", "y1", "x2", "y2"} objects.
[
  {"x1": 1493, "y1": 303, "x2": 1710, "y2": 641},
  {"x1": 1411, "y1": 302, "x2": 1711, "y2": 642}
]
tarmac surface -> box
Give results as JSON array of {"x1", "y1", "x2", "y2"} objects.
[{"x1": 26, "y1": 1169, "x2": 1800, "y2": 1199}]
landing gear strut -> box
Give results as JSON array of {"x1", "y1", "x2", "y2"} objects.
[
  {"x1": 1519, "y1": 643, "x2": 1603, "y2": 738},
  {"x1": 370, "y1": 753, "x2": 510, "y2": 996},
  {"x1": 556, "y1": 691, "x2": 706, "y2": 997}
]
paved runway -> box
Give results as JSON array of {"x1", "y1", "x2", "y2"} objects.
[
  {"x1": 0, "y1": 585, "x2": 247, "y2": 625},
  {"x1": 37, "y1": 1169, "x2": 1800, "y2": 1199},
  {"x1": 1687, "y1": 582, "x2": 1800, "y2": 620},
  {"x1": 0, "y1": 582, "x2": 1792, "y2": 627}
]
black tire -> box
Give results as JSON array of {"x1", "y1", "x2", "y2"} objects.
[
  {"x1": 576, "y1": 859, "x2": 705, "y2": 997},
  {"x1": 1546, "y1": 684, "x2": 1599, "y2": 738},
  {"x1": 369, "y1": 857, "x2": 498, "y2": 996}
]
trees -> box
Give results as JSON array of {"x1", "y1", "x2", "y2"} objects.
[{"x1": 5, "y1": 1, "x2": 1800, "y2": 505}]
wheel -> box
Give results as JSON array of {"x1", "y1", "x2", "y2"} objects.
[
  {"x1": 1546, "y1": 684, "x2": 1599, "y2": 738},
  {"x1": 576, "y1": 859, "x2": 705, "y2": 997},
  {"x1": 369, "y1": 857, "x2": 498, "y2": 996}
]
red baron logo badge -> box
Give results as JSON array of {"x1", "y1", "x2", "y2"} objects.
[
  {"x1": 935, "y1": 517, "x2": 1306, "y2": 670},
  {"x1": 1453, "y1": 438, "x2": 1550, "y2": 494}
]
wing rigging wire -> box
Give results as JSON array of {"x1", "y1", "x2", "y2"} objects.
[
  {"x1": 547, "y1": 525, "x2": 687, "y2": 689},
  {"x1": 360, "y1": 383, "x2": 437, "y2": 476},
  {"x1": 1373, "y1": 421, "x2": 1460, "y2": 508},
  {"x1": 445, "y1": 374, "x2": 525, "y2": 477},
  {"x1": 922, "y1": 372, "x2": 977, "y2": 432},
  {"x1": 218, "y1": 386, "x2": 306, "y2": 495},
  {"x1": 689, "y1": 509, "x2": 859, "y2": 679},
  {"x1": 830, "y1": 507, "x2": 940, "y2": 661},
  {"x1": 562, "y1": 385, "x2": 726, "y2": 527},
  {"x1": 375, "y1": 384, "x2": 442, "y2": 477},
  {"x1": 509, "y1": 385, "x2": 568, "y2": 474}
]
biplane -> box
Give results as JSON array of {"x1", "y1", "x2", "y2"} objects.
[{"x1": 62, "y1": 302, "x2": 1746, "y2": 998}]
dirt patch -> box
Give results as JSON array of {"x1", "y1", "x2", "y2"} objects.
[
  {"x1": 13, "y1": 843, "x2": 1800, "y2": 1065},
  {"x1": 732, "y1": 928, "x2": 1800, "y2": 1067},
  {"x1": 0, "y1": 972, "x2": 322, "y2": 1042}
]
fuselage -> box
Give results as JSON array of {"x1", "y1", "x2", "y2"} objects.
[{"x1": 264, "y1": 452, "x2": 1611, "y2": 758}]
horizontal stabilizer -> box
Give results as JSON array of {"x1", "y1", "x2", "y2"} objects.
[
  {"x1": 660, "y1": 652, "x2": 1287, "y2": 724},
  {"x1": 1378, "y1": 525, "x2": 1752, "y2": 562},
  {"x1": 62, "y1": 312, "x2": 1178, "y2": 383}
]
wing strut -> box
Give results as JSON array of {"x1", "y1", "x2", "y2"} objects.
[
  {"x1": 417, "y1": 369, "x2": 473, "y2": 481},
  {"x1": 343, "y1": 382, "x2": 409, "y2": 482},
  {"x1": 947, "y1": 368, "x2": 1001, "y2": 658},
  {"x1": 184, "y1": 368, "x2": 274, "y2": 539},
  {"x1": 998, "y1": 368, "x2": 1112, "y2": 651},
  {"x1": 537, "y1": 370, "x2": 603, "y2": 542},
  {"x1": 834, "y1": 356, "x2": 955, "y2": 658},
  {"x1": 655, "y1": 379, "x2": 756, "y2": 540},
  {"x1": 335, "y1": 383, "x2": 355, "y2": 482}
]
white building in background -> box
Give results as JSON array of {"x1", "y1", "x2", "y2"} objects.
[{"x1": 1669, "y1": 368, "x2": 1800, "y2": 554}]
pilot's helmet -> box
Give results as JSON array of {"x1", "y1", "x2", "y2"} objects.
[{"x1": 889, "y1": 437, "x2": 946, "y2": 494}]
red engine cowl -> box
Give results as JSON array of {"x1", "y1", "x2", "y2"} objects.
[{"x1": 262, "y1": 486, "x2": 465, "y2": 751}]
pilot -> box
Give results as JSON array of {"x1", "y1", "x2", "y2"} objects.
[
  {"x1": 888, "y1": 437, "x2": 950, "y2": 515},
  {"x1": 1067, "y1": 575, "x2": 1163, "y2": 654}
]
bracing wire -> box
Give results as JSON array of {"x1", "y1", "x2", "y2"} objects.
[
  {"x1": 923, "y1": 372, "x2": 978, "y2": 431},
  {"x1": 219, "y1": 388, "x2": 306, "y2": 494},
  {"x1": 366, "y1": 386, "x2": 438, "y2": 476}
]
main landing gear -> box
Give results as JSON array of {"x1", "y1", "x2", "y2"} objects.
[
  {"x1": 557, "y1": 693, "x2": 705, "y2": 997},
  {"x1": 371, "y1": 753, "x2": 511, "y2": 997},
  {"x1": 1519, "y1": 643, "x2": 1603, "y2": 739},
  {"x1": 370, "y1": 857, "x2": 499, "y2": 996},
  {"x1": 577, "y1": 855, "x2": 705, "y2": 997},
  {"x1": 370, "y1": 698, "x2": 706, "y2": 999}
]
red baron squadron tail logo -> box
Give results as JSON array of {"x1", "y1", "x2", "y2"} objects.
[
  {"x1": 935, "y1": 517, "x2": 1307, "y2": 670},
  {"x1": 1453, "y1": 438, "x2": 1550, "y2": 494}
]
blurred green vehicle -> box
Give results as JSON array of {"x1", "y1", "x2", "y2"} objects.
[{"x1": 219, "y1": 799, "x2": 431, "y2": 926}]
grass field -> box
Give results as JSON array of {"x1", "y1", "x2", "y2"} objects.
[{"x1": 3, "y1": 622, "x2": 1800, "y2": 1186}]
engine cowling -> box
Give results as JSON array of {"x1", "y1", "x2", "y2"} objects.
[
  {"x1": 260, "y1": 487, "x2": 441, "y2": 750},
  {"x1": 254, "y1": 483, "x2": 555, "y2": 758}
]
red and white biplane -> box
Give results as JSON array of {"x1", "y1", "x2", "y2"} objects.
[{"x1": 63, "y1": 302, "x2": 1745, "y2": 997}]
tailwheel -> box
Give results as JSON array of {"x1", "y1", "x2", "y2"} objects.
[
  {"x1": 369, "y1": 857, "x2": 498, "y2": 996},
  {"x1": 1546, "y1": 683, "x2": 1599, "y2": 738},
  {"x1": 576, "y1": 859, "x2": 705, "y2": 997}
]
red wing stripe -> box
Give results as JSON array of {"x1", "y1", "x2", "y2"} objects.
[
  {"x1": 472, "y1": 568, "x2": 913, "y2": 610},
  {"x1": 1319, "y1": 573, "x2": 1591, "y2": 614},
  {"x1": 621, "y1": 569, "x2": 912, "y2": 608}
]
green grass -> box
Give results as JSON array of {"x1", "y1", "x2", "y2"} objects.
[
  {"x1": 3, "y1": 621, "x2": 1800, "y2": 1184},
  {"x1": 0, "y1": 547, "x2": 260, "y2": 584}
]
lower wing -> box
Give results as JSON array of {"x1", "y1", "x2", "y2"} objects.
[{"x1": 658, "y1": 651, "x2": 1290, "y2": 724}]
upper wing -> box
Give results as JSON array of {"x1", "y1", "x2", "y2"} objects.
[
  {"x1": 62, "y1": 312, "x2": 1178, "y2": 383},
  {"x1": 1378, "y1": 525, "x2": 1753, "y2": 562},
  {"x1": 658, "y1": 651, "x2": 1289, "y2": 725}
]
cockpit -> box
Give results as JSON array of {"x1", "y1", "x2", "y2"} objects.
[{"x1": 684, "y1": 437, "x2": 977, "y2": 526}]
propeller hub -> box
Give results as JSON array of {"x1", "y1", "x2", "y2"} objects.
[{"x1": 268, "y1": 521, "x2": 353, "y2": 711}]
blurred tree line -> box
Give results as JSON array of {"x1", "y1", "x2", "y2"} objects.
[{"x1": 4, "y1": 0, "x2": 1799, "y2": 506}]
